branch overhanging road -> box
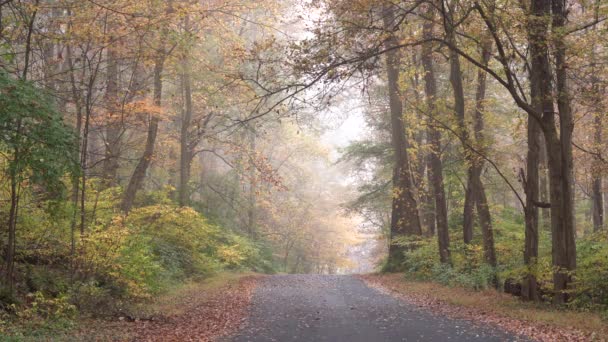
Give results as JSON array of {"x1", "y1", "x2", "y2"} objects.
[{"x1": 226, "y1": 275, "x2": 524, "y2": 342}]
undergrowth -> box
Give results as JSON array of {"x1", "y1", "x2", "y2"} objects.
[
  {"x1": 0, "y1": 183, "x2": 274, "y2": 339},
  {"x1": 391, "y1": 207, "x2": 608, "y2": 315}
]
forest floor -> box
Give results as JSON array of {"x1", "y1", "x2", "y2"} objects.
[
  {"x1": 361, "y1": 273, "x2": 608, "y2": 342},
  {"x1": 38, "y1": 272, "x2": 261, "y2": 342}
]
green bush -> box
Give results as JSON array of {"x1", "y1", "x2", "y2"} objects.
[
  {"x1": 4, "y1": 182, "x2": 274, "y2": 324},
  {"x1": 68, "y1": 281, "x2": 121, "y2": 316},
  {"x1": 573, "y1": 232, "x2": 608, "y2": 310},
  {"x1": 402, "y1": 238, "x2": 497, "y2": 291},
  {"x1": 17, "y1": 292, "x2": 76, "y2": 321},
  {"x1": 70, "y1": 204, "x2": 272, "y2": 305},
  {"x1": 401, "y1": 209, "x2": 608, "y2": 311}
]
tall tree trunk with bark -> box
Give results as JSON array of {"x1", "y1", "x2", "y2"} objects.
[
  {"x1": 539, "y1": 135, "x2": 550, "y2": 230},
  {"x1": 471, "y1": 37, "x2": 497, "y2": 270},
  {"x1": 523, "y1": 108, "x2": 541, "y2": 302},
  {"x1": 423, "y1": 162, "x2": 437, "y2": 236},
  {"x1": 544, "y1": 122, "x2": 576, "y2": 304},
  {"x1": 421, "y1": 7, "x2": 450, "y2": 264},
  {"x1": 443, "y1": 5, "x2": 473, "y2": 245},
  {"x1": 591, "y1": 0, "x2": 603, "y2": 232},
  {"x1": 121, "y1": 55, "x2": 164, "y2": 212},
  {"x1": 592, "y1": 119, "x2": 603, "y2": 231},
  {"x1": 462, "y1": 176, "x2": 475, "y2": 243},
  {"x1": 550, "y1": 0, "x2": 577, "y2": 304},
  {"x1": 523, "y1": 0, "x2": 554, "y2": 301},
  {"x1": 66, "y1": 39, "x2": 83, "y2": 256},
  {"x1": 102, "y1": 44, "x2": 121, "y2": 186},
  {"x1": 444, "y1": 3, "x2": 496, "y2": 268},
  {"x1": 121, "y1": 2, "x2": 172, "y2": 213},
  {"x1": 382, "y1": 4, "x2": 423, "y2": 270},
  {"x1": 179, "y1": 36, "x2": 193, "y2": 207},
  {"x1": 247, "y1": 128, "x2": 257, "y2": 239}
]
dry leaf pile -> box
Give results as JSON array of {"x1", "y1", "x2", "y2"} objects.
[{"x1": 131, "y1": 276, "x2": 259, "y2": 342}]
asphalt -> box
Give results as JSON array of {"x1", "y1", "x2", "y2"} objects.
[{"x1": 227, "y1": 274, "x2": 523, "y2": 342}]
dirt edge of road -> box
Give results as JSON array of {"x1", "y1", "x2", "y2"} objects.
[
  {"x1": 360, "y1": 273, "x2": 605, "y2": 342},
  {"x1": 66, "y1": 273, "x2": 261, "y2": 342},
  {"x1": 132, "y1": 273, "x2": 261, "y2": 342}
]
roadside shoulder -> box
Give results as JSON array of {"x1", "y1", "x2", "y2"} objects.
[
  {"x1": 70, "y1": 272, "x2": 262, "y2": 342},
  {"x1": 359, "y1": 273, "x2": 606, "y2": 342}
]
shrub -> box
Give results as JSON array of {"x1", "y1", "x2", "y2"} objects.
[
  {"x1": 572, "y1": 232, "x2": 608, "y2": 310},
  {"x1": 402, "y1": 238, "x2": 439, "y2": 279},
  {"x1": 403, "y1": 239, "x2": 497, "y2": 291},
  {"x1": 68, "y1": 281, "x2": 122, "y2": 316},
  {"x1": 0, "y1": 180, "x2": 274, "y2": 327},
  {"x1": 17, "y1": 292, "x2": 76, "y2": 321},
  {"x1": 70, "y1": 204, "x2": 271, "y2": 308},
  {"x1": 401, "y1": 209, "x2": 608, "y2": 311}
]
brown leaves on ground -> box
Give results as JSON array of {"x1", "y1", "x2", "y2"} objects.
[
  {"x1": 131, "y1": 275, "x2": 259, "y2": 342},
  {"x1": 360, "y1": 274, "x2": 606, "y2": 342}
]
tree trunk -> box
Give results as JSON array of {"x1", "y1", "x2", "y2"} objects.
[
  {"x1": 120, "y1": 0, "x2": 173, "y2": 213},
  {"x1": 411, "y1": 56, "x2": 435, "y2": 237},
  {"x1": 444, "y1": 1, "x2": 497, "y2": 270},
  {"x1": 80, "y1": 88, "x2": 92, "y2": 235},
  {"x1": 424, "y1": 158, "x2": 437, "y2": 236},
  {"x1": 591, "y1": 1, "x2": 603, "y2": 232},
  {"x1": 421, "y1": 6, "x2": 450, "y2": 264},
  {"x1": 539, "y1": 135, "x2": 550, "y2": 230},
  {"x1": 524, "y1": 0, "x2": 554, "y2": 301},
  {"x1": 4, "y1": 170, "x2": 18, "y2": 289},
  {"x1": 443, "y1": 7, "x2": 474, "y2": 247},
  {"x1": 179, "y1": 51, "x2": 193, "y2": 206},
  {"x1": 592, "y1": 161, "x2": 603, "y2": 232},
  {"x1": 474, "y1": 176, "x2": 496, "y2": 265},
  {"x1": 121, "y1": 55, "x2": 164, "y2": 213},
  {"x1": 66, "y1": 41, "x2": 84, "y2": 253},
  {"x1": 523, "y1": 110, "x2": 541, "y2": 302},
  {"x1": 247, "y1": 129, "x2": 257, "y2": 239},
  {"x1": 544, "y1": 126, "x2": 576, "y2": 304},
  {"x1": 283, "y1": 241, "x2": 292, "y2": 271},
  {"x1": 4, "y1": 5, "x2": 33, "y2": 288},
  {"x1": 382, "y1": 4, "x2": 423, "y2": 270},
  {"x1": 550, "y1": 0, "x2": 577, "y2": 304},
  {"x1": 463, "y1": 173, "x2": 475, "y2": 244},
  {"x1": 102, "y1": 46, "x2": 121, "y2": 186},
  {"x1": 471, "y1": 37, "x2": 497, "y2": 270}
]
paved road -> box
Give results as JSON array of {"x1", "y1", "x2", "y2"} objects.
[{"x1": 228, "y1": 275, "x2": 522, "y2": 342}]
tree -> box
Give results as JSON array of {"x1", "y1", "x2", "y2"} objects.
[
  {"x1": 420, "y1": 4, "x2": 451, "y2": 265},
  {"x1": 382, "y1": 3, "x2": 423, "y2": 271},
  {"x1": 441, "y1": 0, "x2": 496, "y2": 270},
  {"x1": 121, "y1": 0, "x2": 173, "y2": 213},
  {"x1": 0, "y1": 72, "x2": 77, "y2": 289}
]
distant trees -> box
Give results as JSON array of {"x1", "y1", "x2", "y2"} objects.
[
  {"x1": 0, "y1": 0, "x2": 361, "y2": 303},
  {"x1": 279, "y1": 0, "x2": 607, "y2": 303}
]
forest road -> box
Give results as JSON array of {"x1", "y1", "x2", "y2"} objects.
[{"x1": 226, "y1": 274, "x2": 522, "y2": 342}]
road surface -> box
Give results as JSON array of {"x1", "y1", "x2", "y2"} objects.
[{"x1": 227, "y1": 275, "x2": 522, "y2": 342}]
